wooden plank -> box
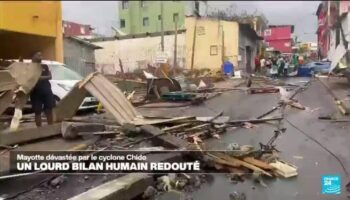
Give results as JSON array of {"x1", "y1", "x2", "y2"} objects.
[
  {"x1": 53, "y1": 83, "x2": 87, "y2": 122},
  {"x1": 161, "y1": 123, "x2": 193, "y2": 132},
  {"x1": 140, "y1": 125, "x2": 189, "y2": 149},
  {"x1": 211, "y1": 152, "x2": 272, "y2": 177},
  {"x1": 0, "y1": 71, "x2": 17, "y2": 92},
  {"x1": 229, "y1": 157, "x2": 272, "y2": 177},
  {"x1": 85, "y1": 82, "x2": 128, "y2": 125},
  {"x1": 7, "y1": 62, "x2": 41, "y2": 94},
  {"x1": 243, "y1": 157, "x2": 274, "y2": 170},
  {"x1": 0, "y1": 123, "x2": 61, "y2": 146},
  {"x1": 132, "y1": 116, "x2": 195, "y2": 126},
  {"x1": 92, "y1": 76, "x2": 135, "y2": 121},
  {"x1": 97, "y1": 74, "x2": 139, "y2": 117}
]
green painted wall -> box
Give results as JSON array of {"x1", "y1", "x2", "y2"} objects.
[{"x1": 119, "y1": 1, "x2": 185, "y2": 35}]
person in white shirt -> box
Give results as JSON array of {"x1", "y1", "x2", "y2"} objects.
[{"x1": 260, "y1": 58, "x2": 266, "y2": 73}]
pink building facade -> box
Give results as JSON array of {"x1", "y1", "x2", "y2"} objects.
[
  {"x1": 316, "y1": 1, "x2": 350, "y2": 59},
  {"x1": 63, "y1": 20, "x2": 93, "y2": 37},
  {"x1": 264, "y1": 25, "x2": 294, "y2": 53}
]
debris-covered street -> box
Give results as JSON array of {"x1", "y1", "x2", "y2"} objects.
[{"x1": 1, "y1": 1, "x2": 350, "y2": 200}]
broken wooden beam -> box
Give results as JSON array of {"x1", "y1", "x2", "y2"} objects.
[
  {"x1": 226, "y1": 117, "x2": 283, "y2": 125},
  {"x1": 249, "y1": 87, "x2": 280, "y2": 94},
  {"x1": 208, "y1": 152, "x2": 273, "y2": 177},
  {"x1": 0, "y1": 123, "x2": 61, "y2": 146},
  {"x1": 243, "y1": 157, "x2": 275, "y2": 170},
  {"x1": 61, "y1": 122, "x2": 106, "y2": 140},
  {"x1": 139, "y1": 125, "x2": 189, "y2": 149},
  {"x1": 53, "y1": 83, "x2": 88, "y2": 122},
  {"x1": 161, "y1": 123, "x2": 193, "y2": 132}
]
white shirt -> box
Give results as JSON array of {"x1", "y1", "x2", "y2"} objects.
[{"x1": 260, "y1": 59, "x2": 266, "y2": 67}]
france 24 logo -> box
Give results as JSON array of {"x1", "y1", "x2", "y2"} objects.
[{"x1": 322, "y1": 174, "x2": 341, "y2": 195}]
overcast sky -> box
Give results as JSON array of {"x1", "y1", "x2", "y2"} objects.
[{"x1": 62, "y1": 1, "x2": 319, "y2": 42}]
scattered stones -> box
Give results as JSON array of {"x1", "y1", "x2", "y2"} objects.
[
  {"x1": 120, "y1": 123, "x2": 141, "y2": 137},
  {"x1": 229, "y1": 174, "x2": 244, "y2": 184},
  {"x1": 193, "y1": 176, "x2": 201, "y2": 188},
  {"x1": 142, "y1": 186, "x2": 157, "y2": 199},
  {"x1": 156, "y1": 182, "x2": 165, "y2": 191},
  {"x1": 157, "y1": 175, "x2": 172, "y2": 191},
  {"x1": 50, "y1": 175, "x2": 66, "y2": 187},
  {"x1": 229, "y1": 192, "x2": 246, "y2": 200},
  {"x1": 227, "y1": 143, "x2": 240, "y2": 150}
]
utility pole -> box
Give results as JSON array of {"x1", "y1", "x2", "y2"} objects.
[
  {"x1": 160, "y1": 1, "x2": 164, "y2": 52},
  {"x1": 221, "y1": 26, "x2": 225, "y2": 64},
  {"x1": 327, "y1": 1, "x2": 331, "y2": 28},
  {"x1": 190, "y1": 24, "x2": 197, "y2": 71},
  {"x1": 173, "y1": 17, "x2": 178, "y2": 71}
]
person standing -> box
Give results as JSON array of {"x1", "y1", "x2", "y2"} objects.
[
  {"x1": 283, "y1": 57, "x2": 289, "y2": 77},
  {"x1": 298, "y1": 55, "x2": 304, "y2": 67},
  {"x1": 270, "y1": 57, "x2": 279, "y2": 78},
  {"x1": 30, "y1": 51, "x2": 55, "y2": 127},
  {"x1": 260, "y1": 57, "x2": 266, "y2": 74},
  {"x1": 277, "y1": 56, "x2": 285, "y2": 77},
  {"x1": 254, "y1": 56, "x2": 260, "y2": 73}
]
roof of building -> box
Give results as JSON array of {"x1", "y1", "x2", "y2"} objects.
[
  {"x1": 88, "y1": 29, "x2": 186, "y2": 42},
  {"x1": 63, "y1": 20, "x2": 94, "y2": 29},
  {"x1": 64, "y1": 36, "x2": 102, "y2": 49},
  {"x1": 268, "y1": 25, "x2": 295, "y2": 33}
]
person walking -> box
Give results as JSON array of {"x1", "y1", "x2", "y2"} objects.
[{"x1": 30, "y1": 51, "x2": 55, "y2": 127}]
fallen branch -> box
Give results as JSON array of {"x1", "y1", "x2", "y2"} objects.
[{"x1": 226, "y1": 117, "x2": 283, "y2": 125}]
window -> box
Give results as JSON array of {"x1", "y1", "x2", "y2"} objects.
[
  {"x1": 158, "y1": 15, "x2": 162, "y2": 20},
  {"x1": 140, "y1": 0, "x2": 146, "y2": 7},
  {"x1": 48, "y1": 64, "x2": 83, "y2": 80},
  {"x1": 173, "y1": 13, "x2": 179, "y2": 22},
  {"x1": 264, "y1": 29, "x2": 271, "y2": 36},
  {"x1": 122, "y1": 1, "x2": 128, "y2": 9},
  {"x1": 80, "y1": 27, "x2": 85, "y2": 34},
  {"x1": 210, "y1": 45, "x2": 218, "y2": 55},
  {"x1": 120, "y1": 19, "x2": 126, "y2": 28},
  {"x1": 195, "y1": 1, "x2": 200, "y2": 12},
  {"x1": 143, "y1": 17, "x2": 149, "y2": 26},
  {"x1": 197, "y1": 26, "x2": 205, "y2": 35}
]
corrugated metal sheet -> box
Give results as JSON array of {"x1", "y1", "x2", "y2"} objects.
[
  {"x1": 53, "y1": 72, "x2": 193, "y2": 125},
  {"x1": 81, "y1": 73, "x2": 193, "y2": 125},
  {"x1": 82, "y1": 73, "x2": 141, "y2": 125},
  {"x1": 64, "y1": 37, "x2": 97, "y2": 77}
]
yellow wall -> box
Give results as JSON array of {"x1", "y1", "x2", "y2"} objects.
[
  {"x1": 185, "y1": 17, "x2": 239, "y2": 72},
  {"x1": 0, "y1": 1, "x2": 63, "y2": 61}
]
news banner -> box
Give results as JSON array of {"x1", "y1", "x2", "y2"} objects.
[{"x1": 9, "y1": 151, "x2": 207, "y2": 174}]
